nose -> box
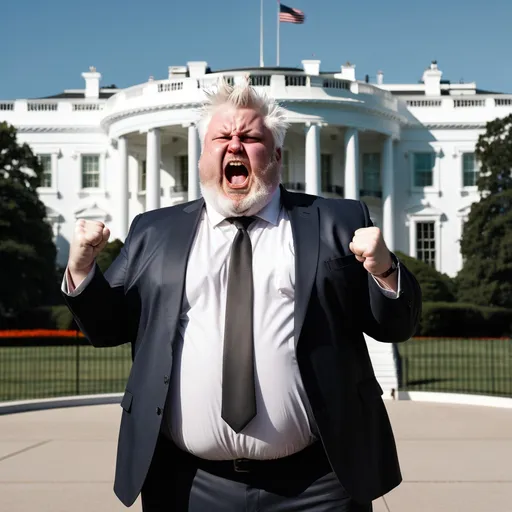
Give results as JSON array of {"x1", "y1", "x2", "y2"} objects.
[{"x1": 227, "y1": 136, "x2": 243, "y2": 154}]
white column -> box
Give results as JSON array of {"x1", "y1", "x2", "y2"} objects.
[
  {"x1": 146, "y1": 128, "x2": 161, "y2": 211},
  {"x1": 344, "y1": 128, "x2": 359, "y2": 200},
  {"x1": 381, "y1": 136, "x2": 395, "y2": 250},
  {"x1": 187, "y1": 124, "x2": 200, "y2": 200},
  {"x1": 305, "y1": 123, "x2": 321, "y2": 195},
  {"x1": 118, "y1": 136, "x2": 129, "y2": 240}
]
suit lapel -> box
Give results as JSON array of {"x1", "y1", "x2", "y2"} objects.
[
  {"x1": 162, "y1": 198, "x2": 205, "y2": 343},
  {"x1": 281, "y1": 187, "x2": 320, "y2": 343}
]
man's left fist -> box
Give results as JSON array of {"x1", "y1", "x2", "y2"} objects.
[{"x1": 349, "y1": 227, "x2": 393, "y2": 276}]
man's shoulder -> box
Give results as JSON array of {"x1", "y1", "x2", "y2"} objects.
[
  {"x1": 133, "y1": 198, "x2": 204, "y2": 226},
  {"x1": 284, "y1": 190, "x2": 365, "y2": 215}
]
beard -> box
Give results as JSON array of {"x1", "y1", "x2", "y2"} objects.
[{"x1": 199, "y1": 160, "x2": 280, "y2": 218}]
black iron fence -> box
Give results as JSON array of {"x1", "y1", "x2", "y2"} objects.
[
  {"x1": 0, "y1": 332, "x2": 132, "y2": 402},
  {"x1": 397, "y1": 337, "x2": 512, "y2": 397},
  {"x1": 0, "y1": 334, "x2": 510, "y2": 402}
]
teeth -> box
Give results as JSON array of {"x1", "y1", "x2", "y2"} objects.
[{"x1": 227, "y1": 161, "x2": 244, "y2": 166}]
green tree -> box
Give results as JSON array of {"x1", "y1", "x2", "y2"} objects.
[
  {"x1": 395, "y1": 251, "x2": 456, "y2": 302},
  {"x1": 456, "y1": 114, "x2": 512, "y2": 308},
  {"x1": 96, "y1": 239, "x2": 124, "y2": 273},
  {"x1": 0, "y1": 122, "x2": 57, "y2": 319}
]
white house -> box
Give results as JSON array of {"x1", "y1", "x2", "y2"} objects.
[{"x1": 2, "y1": 59, "x2": 511, "y2": 273}]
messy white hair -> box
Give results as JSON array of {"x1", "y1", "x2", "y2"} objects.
[{"x1": 197, "y1": 78, "x2": 289, "y2": 149}]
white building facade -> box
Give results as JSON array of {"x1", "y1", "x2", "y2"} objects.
[{"x1": 2, "y1": 59, "x2": 511, "y2": 273}]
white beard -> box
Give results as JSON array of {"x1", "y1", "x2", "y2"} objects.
[{"x1": 199, "y1": 162, "x2": 280, "y2": 217}]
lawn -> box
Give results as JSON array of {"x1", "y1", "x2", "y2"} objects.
[
  {"x1": 0, "y1": 338, "x2": 510, "y2": 402},
  {"x1": 398, "y1": 337, "x2": 512, "y2": 397},
  {"x1": 0, "y1": 343, "x2": 132, "y2": 402}
]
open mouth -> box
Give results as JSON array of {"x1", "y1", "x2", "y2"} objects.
[{"x1": 224, "y1": 161, "x2": 249, "y2": 188}]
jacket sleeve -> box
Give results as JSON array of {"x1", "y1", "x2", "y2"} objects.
[
  {"x1": 358, "y1": 201, "x2": 422, "y2": 342},
  {"x1": 62, "y1": 215, "x2": 142, "y2": 347}
]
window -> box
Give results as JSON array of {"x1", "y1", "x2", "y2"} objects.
[
  {"x1": 362, "y1": 153, "x2": 381, "y2": 193},
  {"x1": 463, "y1": 153, "x2": 479, "y2": 187},
  {"x1": 139, "y1": 160, "x2": 147, "y2": 192},
  {"x1": 173, "y1": 155, "x2": 188, "y2": 192},
  {"x1": 416, "y1": 221, "x2": 436, "y2": 267},
  {"x1": 39, "y1": 155, "x2": 52, "y2": 188},
  {"x1": 281, "y1": 150, "x2": 291, "y2": 183},
  {"x1": 81, "y1": 155, "x2": 100, "y2": 188},
  {"x1": 413, "y1": 153, "x2": 435, "y2": 187},
  {"x1": 321, "y1": 153, "x2": 332, "y2": 189}
]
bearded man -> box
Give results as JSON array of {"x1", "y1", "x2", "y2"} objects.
[{"x1": 63, "y1": 80, "x2": 421, "y2": 512}]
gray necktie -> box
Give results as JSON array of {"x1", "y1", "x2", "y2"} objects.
[{"x1": 221, "y1": 216, "x2": 257, "y2": 433}]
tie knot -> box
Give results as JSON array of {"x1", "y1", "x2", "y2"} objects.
[{"x1": 228, "y1": 216, "x2": 255, "y2": 231}]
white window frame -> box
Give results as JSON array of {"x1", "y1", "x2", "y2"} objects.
[
  {"x1": 410, "y1": 150, "x2": 439, "y2": 193},
  {"x1": 281, "y1": 149, "x2": 291, "y2": 184},
  {"x1": 321, "y1": 153, "x2": 333, "y2": 190},
  {"x1": 72, "y1": 149, "x2": 108, "y2": 197},
  {"x1": 173, "y1": 154, "x2": 189, "y2": 194},
  {"x1": 361, "y1": 152, "x2": 382, "y2": 195},
  {"x1": 406, "y1": 203, "x2": 443, "y2": 271},
  {"x1": 81, "y1": 154, "x2": 101, "y2": 189},
  {"x1": 33, "y1": 147, "x2": 61, "y2": 196},
  {"x1": 453, "y1": 145, "x2": 479, "y2": 195},
  {"x1": 138, "y1": 159, "x2": 147, "y2": 195}
]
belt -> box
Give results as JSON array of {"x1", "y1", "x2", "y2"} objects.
[{"x1": 186, "y1": 441, "x2": 328, "y2": 477}]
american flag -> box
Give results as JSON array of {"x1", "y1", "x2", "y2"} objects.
[{"x1": 279, "y1": 3, "x2": 305, "y2": 24}]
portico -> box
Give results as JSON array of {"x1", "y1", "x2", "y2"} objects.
[{"x1": 114, "y1": 121, "x2": 396, "y2": 251}]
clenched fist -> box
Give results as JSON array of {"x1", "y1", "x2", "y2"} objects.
[
  {"x1": 68, "y1": 219, "x2": 110, "y2": 285},
  {"x1": 349, "y1": 227, "x2": 393, "y2": 278}
]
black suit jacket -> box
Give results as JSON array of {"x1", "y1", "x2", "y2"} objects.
[{"x1": 63, "y1": 188, "x2": 421, "y2": 506}]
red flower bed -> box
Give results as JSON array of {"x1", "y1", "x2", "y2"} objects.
[{"x1": 0, "y1": 329, "x2": 84, "y2": 338}]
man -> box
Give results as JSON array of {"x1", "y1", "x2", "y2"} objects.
[{"x1": 63, "y1": 80, "x2": 421, "y2": 511}]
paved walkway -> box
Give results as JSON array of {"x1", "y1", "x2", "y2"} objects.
[{"x1": 0, "y1": 400, "x2": 511, "y2": 511}]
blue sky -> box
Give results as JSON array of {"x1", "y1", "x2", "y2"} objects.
[{"x1": 1, "y1": 0, "x2": 511, "y2": 99}]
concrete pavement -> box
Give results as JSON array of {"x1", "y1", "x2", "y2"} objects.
[{"x1": 1, "y1": 401, "x2": 511, "y2": 511}]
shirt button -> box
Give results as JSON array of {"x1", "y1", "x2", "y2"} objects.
[
  {"x1": 156, "y1": 407, "x2": 162, "y2": 416},
  {"x1": 163, "y1": 375, "x2": 169, "y2": 384}
]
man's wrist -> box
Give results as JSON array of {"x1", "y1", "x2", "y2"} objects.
[
  {"x1": 371, "y1": 253, "x2": 397, "y2": 279},
  {"x1": 68, "y1": 263, "x2": 94, "y2": 290}
]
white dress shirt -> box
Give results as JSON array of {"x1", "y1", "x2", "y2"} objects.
[
  {"x1": 167, "y1": 189, "x2": 317, "y2": 460},
  {"x1": 63, "y1": 189, "x2": 399, "y2": 461}
]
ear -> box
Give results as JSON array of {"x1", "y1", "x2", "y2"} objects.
[{"x1": 274, "y1": 147, "x2": 282, "y2": 163}]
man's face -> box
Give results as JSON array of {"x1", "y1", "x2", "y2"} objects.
[{"x1": 199, "y1": 106, "x2": 281, "y2": 216}]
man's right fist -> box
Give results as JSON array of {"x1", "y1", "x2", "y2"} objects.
[{"x1": 68, "y1": 219, "x2": 110, "y2": 285}]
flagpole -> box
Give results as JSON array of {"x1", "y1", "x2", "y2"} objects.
[
  {"x1": 276, "y1": 0, "x2": 280, "y2": 66},
  {"x1": 259, "y1": 0, "x2": 264, "y2": 67}
]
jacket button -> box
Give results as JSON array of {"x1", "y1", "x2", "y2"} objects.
[
  {"x1": 156, "y1": 407, "x2": 162, "y2": 415},
  {"x1": 164, "y1": 375, "x2": 169, "y2": 384}
]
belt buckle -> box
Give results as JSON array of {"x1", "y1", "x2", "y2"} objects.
[{"x1": 233, "y1": 458, "x2": 251, "y2": 473}]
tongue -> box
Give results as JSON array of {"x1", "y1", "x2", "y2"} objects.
[{"x1": 230, "y1": 174, "x2": 247, "y2": 185}]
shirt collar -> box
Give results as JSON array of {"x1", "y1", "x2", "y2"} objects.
[{"x1": 205, "y1": 187, "x2": 282, "y2": 228}]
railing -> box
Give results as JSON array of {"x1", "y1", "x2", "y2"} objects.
[
  {"x1": 397, "y1": 337, "x2": 512, "y2": 398},
  {"x1": 406, "y1": 95, "x2": 512, "y2": 109},
  {"x1": 0, "y1": 100, "x2": 106, "y2": 113},
  {"x1": 0, "y1": 334, "x2": 510, "y2": 402},
  {"x1": 0, "y1": 331, "x2": 131, "y2": 402}
]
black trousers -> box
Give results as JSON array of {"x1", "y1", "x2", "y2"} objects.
[{"x1": 141, "y1": 435, "x2": 373, "y2": 512}]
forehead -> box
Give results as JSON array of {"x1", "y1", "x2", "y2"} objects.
[{"x1": 208, "y1": 106, "x2": 267, "y2": 133}]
